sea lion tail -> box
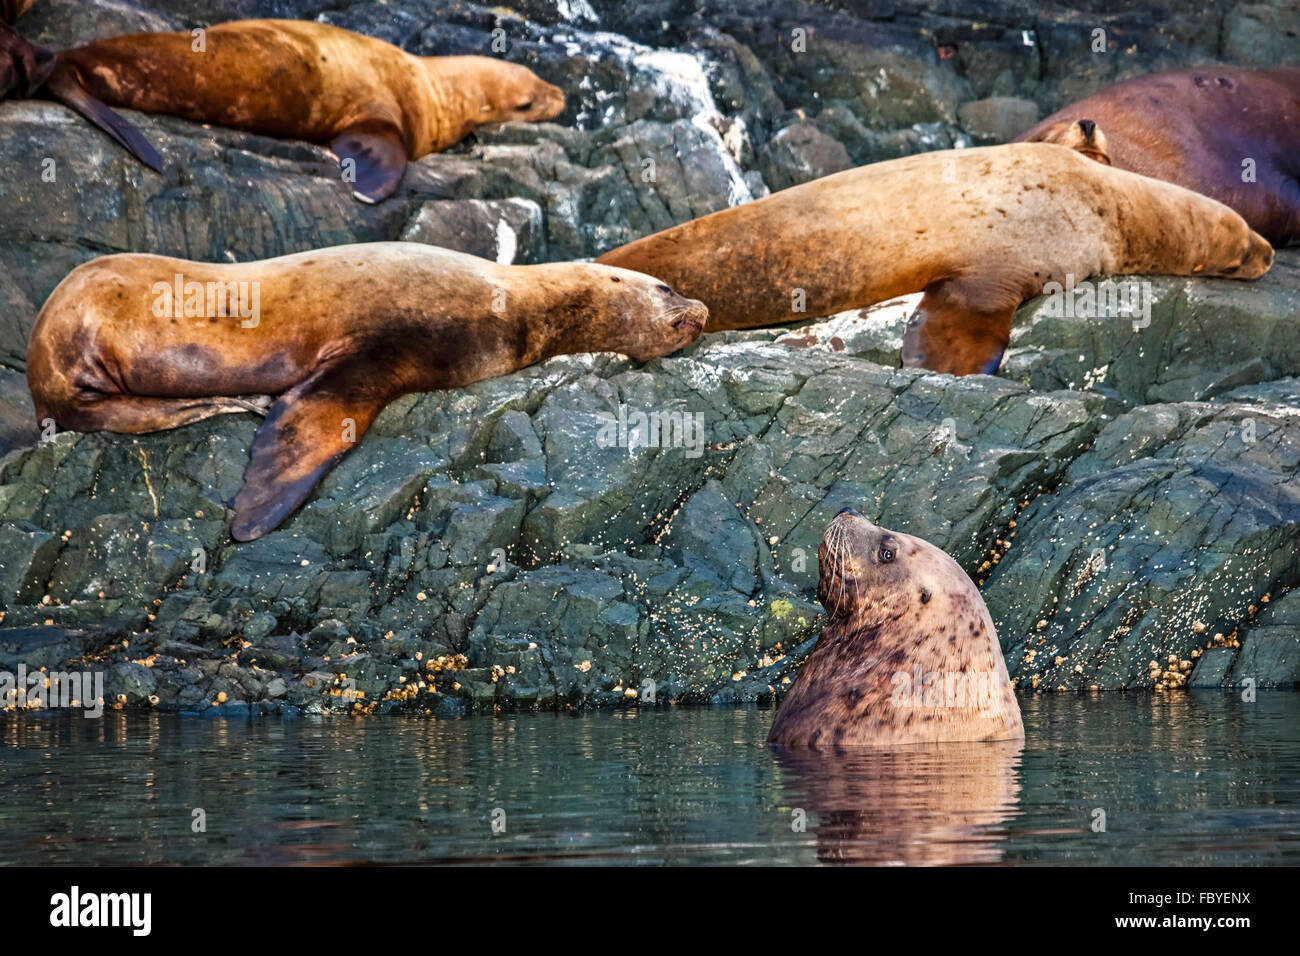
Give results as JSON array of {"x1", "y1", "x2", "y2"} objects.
[
  {"x1": 45, "y1": 66, "x2": 165, "y2": 172},
  {"x1": 0, "y1": 18, "x2": 53, "y2": 96}
]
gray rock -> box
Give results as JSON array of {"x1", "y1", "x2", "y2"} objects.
[
  {"x1": 758, "y1": 122, "x2": 852, "y2": 191},
  {"x1": 958, "y1": 96, "x2": 1039, "y2": 143},
  {"x1": 986, "y1": 395, "x2": 1300, "y2": 691},
  {"x1": 1000, "y1": 250, "x2": 1300, "y2": 408},
  {"x1": 399, "y1": 198, "x2": 545, "y2": 264}
]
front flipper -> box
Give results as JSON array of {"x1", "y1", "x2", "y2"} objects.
[
  {"x1": 231, "y1": 355, "x2": 396, "y2": 541},
  {"x1": 901, "y1": 275, "x2": 1025, "y2": 376},
  {"x1": 330, "y1": 122, "x2": 408, "y2": 204},
  {"x1": 46, "y1": 68, "x2": 164, "y2": 170}
]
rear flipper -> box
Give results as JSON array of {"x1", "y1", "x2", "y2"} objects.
[
  {"x1": 231, "y1": 355, "x2": 395, "y2": 541},
  {"x1": 901, "y1": 275, "x2": 1024, "y2": 376},
  {"x1": 0, "y1": 18, "x2": 53, "y2": 96},
  {"x1": 330, "y1": 122, "x2": 408, "y2": 203},
  {"x1": 46, "y1": 67, "x2": 164, "y2": 171},
  {"x1": 45, "y1": 394, "x2": 268, "y2": 436}
]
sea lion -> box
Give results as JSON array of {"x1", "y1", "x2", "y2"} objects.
[
  {"x1": 26, "y1": 242, "x2": 706, "y2": 541},
  {"x1": 1017, "y1": 68, "x2": 1300, "y2": 246},
  {"x1": 0, "y1": 16, "x2": 565, "y2": 201},
  {"x1": 768, "y1": 508, "x2": 1024, "y2": 747},
  {"x1": 595, "y1": 142, "x2": 1274, "y2": 376}
]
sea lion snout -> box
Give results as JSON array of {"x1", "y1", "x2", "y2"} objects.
[
  {"x1": 1207, "y1": 227, "x2": 1274, "y2": 279},
  {"x1": 1243, "y1": 231, "x2": 1275, "y2": 278},
  {"x1": 1025, "y1": 118, "x2": 1112, "y2": 165},
  {"x1": 600, "y1": 270, "x2": 707, "y2": 361},
  {"x1": 663, "y1": 293, "x2": 708, "y2": 349},
  {"x1": 817, "y1": 508, "x2": 908, "y2": 619}
]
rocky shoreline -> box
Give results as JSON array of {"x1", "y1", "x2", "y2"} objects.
[{"x1": 2, "y1": 0, "x2": 1299, "y2": 714}]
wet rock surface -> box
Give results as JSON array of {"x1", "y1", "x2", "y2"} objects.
[{"x1": 1, "y1": 0, "x2": 1298, "y2": 713}]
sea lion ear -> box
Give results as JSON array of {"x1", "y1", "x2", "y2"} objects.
[
  {"x1": 901, "y1": 275, "x2": 1021, "y2": 376},
  {"x1": 330, "y1": 122, "x2": 408, "y2": 203}
]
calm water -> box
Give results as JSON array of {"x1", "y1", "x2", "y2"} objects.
[{"x1": 1, "y1": 692, "x2": 1298, "y2": 865}]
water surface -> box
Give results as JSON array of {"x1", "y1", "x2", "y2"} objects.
[{"x1": 1, "y1": 692, "x2": 1297, "y2": 865}]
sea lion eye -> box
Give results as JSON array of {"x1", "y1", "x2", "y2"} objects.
[
  {"x1": 657, "y1": 284, "x2": 672, "y2": 293},
  {"x1": 517, "y1": 100, "x2": 533, "y2": 110},
  {"x1": 879, "y1": 547, "x2": 895, "y2": 563}
]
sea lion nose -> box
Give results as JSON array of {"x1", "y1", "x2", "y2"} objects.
[
  {"x1": 1078, "y1": 118, "x2": 1096, "y2": 139},
  {"x1": 836, "y1": 507, "x2": 862, "y2": 518}
]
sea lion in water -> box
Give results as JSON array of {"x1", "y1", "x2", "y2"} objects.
[
  {"x1": 26, "y1": 243, "x2": 706, "y2": 540},
  {"x1": 768, "y1": 508, "x2": 1023, "y2": 747},
  {"x1": 596, "y1": 142, "x2": 1274, "y2": 376},
  {"x1": 0, "y1": 16, "x2": 565, "y2": 201},
  {"x1": 1017, "y1": 67, "x2": 1300, "y2": 246}
]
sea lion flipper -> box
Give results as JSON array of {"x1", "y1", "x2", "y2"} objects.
[
  {"x1": 901, "y1": 276, "x2": 1023, "y2": 376},
  {"x1": 0, "y1": 19, "x2": 53, "y2": 97},
  {"x1": 330, "y1": 123, "x2": 407, "y2": 203},
  {"x1": 45, "y1": 69, "x2": 164, "y2": 171},
  {"x1": 231, "y1": 355, "x2": 392, "y2": 541}
]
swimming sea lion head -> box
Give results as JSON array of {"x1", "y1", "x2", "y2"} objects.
[
  {"x1": 1026, "y1": 118, "x2": 1112, "y2": 165},
  {"x1": 468, "y1": 57, "x2": 566, "y2": 124},
  {"x1": 591, "y1": 265, "x2": 708, "y2": 362},
  {"x1": 817, "y1": 508, "x2": 952, "y2": 623}
]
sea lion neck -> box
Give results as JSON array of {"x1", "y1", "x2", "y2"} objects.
[{"x1": 417, "y1": 55, "x2": 489, "y2": 150}]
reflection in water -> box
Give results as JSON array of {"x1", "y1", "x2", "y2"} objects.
[
  {"x1": 773, "y1": 740, "x2": 1022, "y2": 865},
  {"x1": 0, "y1": 693, "x2": 1298, "y2": 865}
]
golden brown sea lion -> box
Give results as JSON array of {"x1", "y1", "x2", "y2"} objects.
[
  {"x1": 596, "y1": 142, "x2": 1274, "y2": 376},
  {"x1": 0, "y1": 17, "x2": 565, "y2": 201},
  {"x1": 1017, "y1": 67, "x2": 1300, "y2": 246},
  {"x1": 768, "y1": 508, "x2": 1024, "y2": 747},
  {"x1": 26, "y1": 243, "x2": 706, "y2": 540}
]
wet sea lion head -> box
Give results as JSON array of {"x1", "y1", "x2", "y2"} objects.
[
  {"x1": 817, "y1": 507, "x2": 951, "y2": 623},
  {"x1": 588, "y1": 266, "x2": 708, "y2": 362},
  {"x1": 451, "y1": 56, "x2": 565, "y2": 125},
  {"x1": 1025, "y1": 117, "x2": 1112, "y2": 165}
]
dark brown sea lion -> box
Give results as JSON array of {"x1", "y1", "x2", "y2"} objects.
[
  {"x1": 768, "y1": 508, "x2": 1024, "y2": 747},
  {"x1": 1017, "y1": 67, "x2": 1300, "y2": 246},
  {"x1": 596, "y1": 142, "x2": 1274, "y2": 376},
  {"x1": 0, "y1": 16, "x2": 564, "y2": 201},
  {"x1": 26, "y1": 243, "x2": 706, "y2": 540}
]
